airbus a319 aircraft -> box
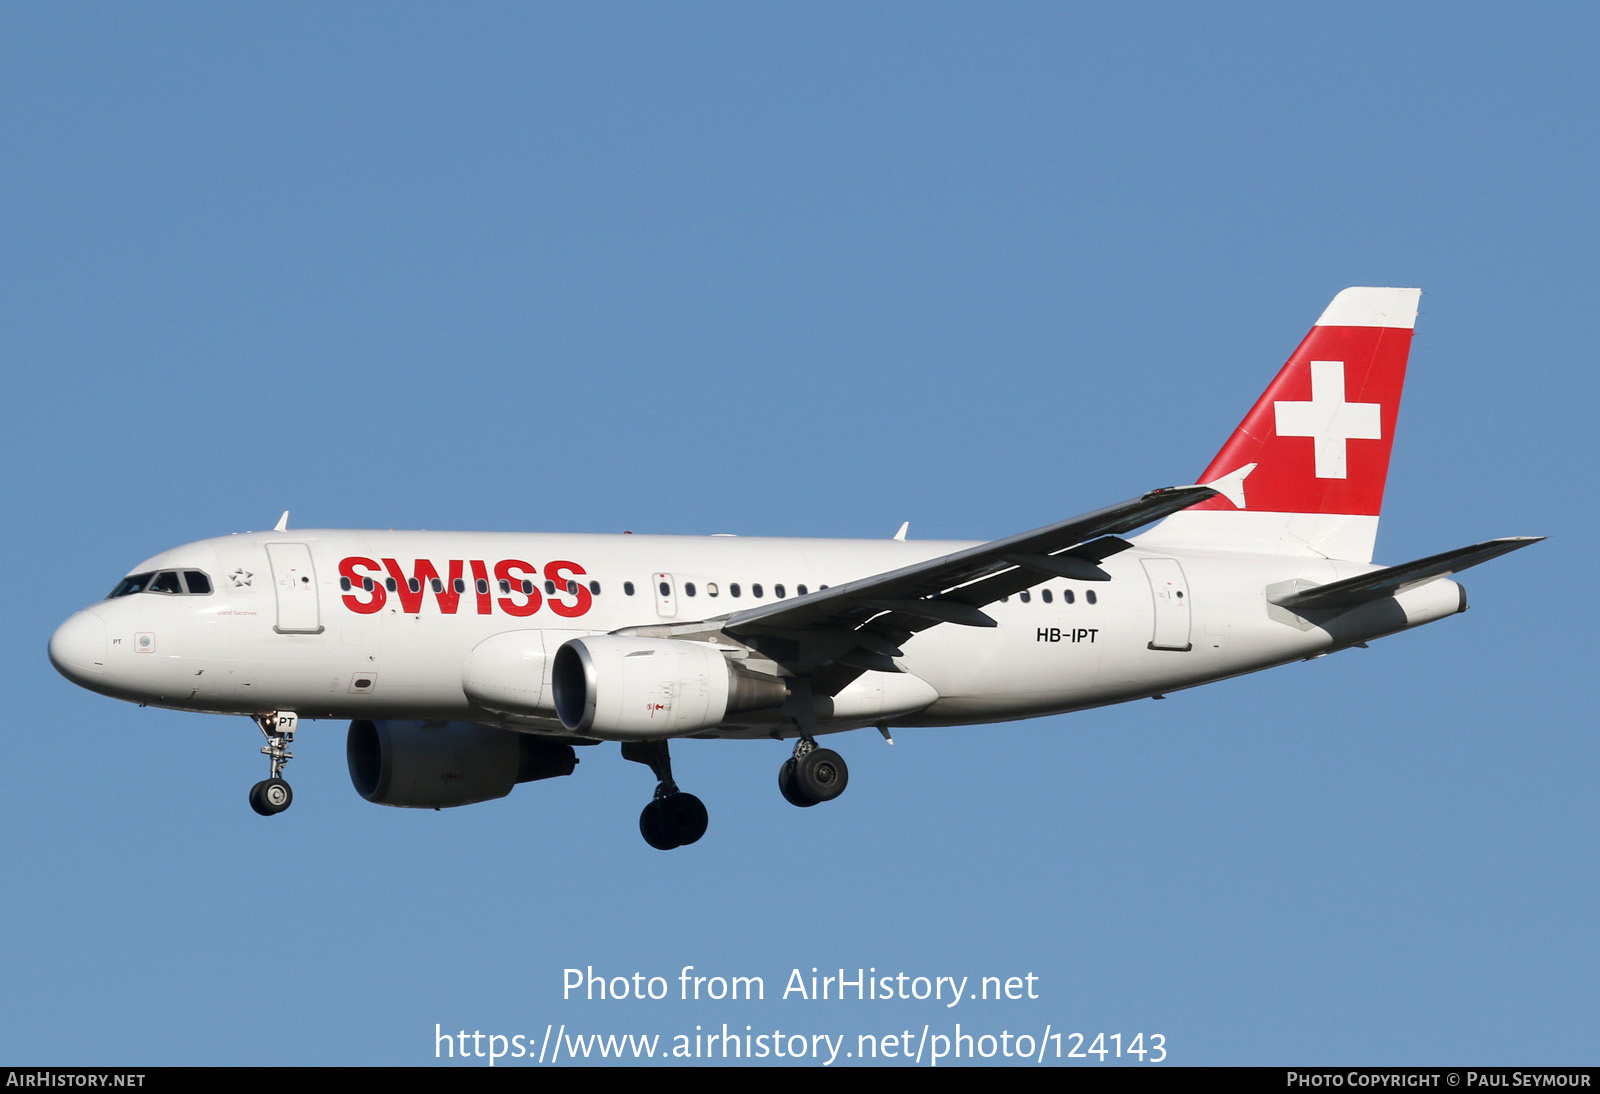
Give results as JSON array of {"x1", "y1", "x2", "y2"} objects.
[{"x1": 50, "y1": 288, "x2": 1540, "y2": 848}]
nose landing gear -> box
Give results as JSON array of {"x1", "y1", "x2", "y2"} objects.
[{"x1": 249, "y1": 711, "x2": 298, "y2": 817}]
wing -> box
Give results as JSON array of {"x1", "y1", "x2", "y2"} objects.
[{"x1": 701, "y1": 485, "x2": 1216, "y2": 695}]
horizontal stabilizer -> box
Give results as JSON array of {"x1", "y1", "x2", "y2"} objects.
[{"x1": 1268, "y1": 537, "x2": 1544, "y2": 612}]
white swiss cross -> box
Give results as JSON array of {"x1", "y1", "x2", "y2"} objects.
[{"x1": 1273, "y1": 360, "x2": 1381, "y2": 479}]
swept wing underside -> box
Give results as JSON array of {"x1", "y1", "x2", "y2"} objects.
[{"x1": 694, "y1": 485, "x2": 1218, "y2": 695}]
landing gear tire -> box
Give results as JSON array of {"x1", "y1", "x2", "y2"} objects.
[
  {"x1": 795, "y1": 748, "x2": 848, "y2": 803},
  {"x1": 778, "y1": 759, "x2": 816, "y2": 808},
  {"x1": 661, "y1": 792, "x2": 708, "y2": 846},
  {"x1": 640, "y1": 799, "x2": 674, "y2": 850},
  {"x1": 250, "y1": 778, "x2": 293, "y2": 816},
  {"x1": 640, "y1": 792, "x2": 709, "y2": 850},
  {"x1": 779, "y1": 748, "x2": 848, "y2": 806}
]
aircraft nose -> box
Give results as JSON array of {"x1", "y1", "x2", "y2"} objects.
[{"x1": 49, "y1": 609, "x2": 108, "y2": 685}]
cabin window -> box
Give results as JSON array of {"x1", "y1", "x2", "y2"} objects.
[
  {"x1": 624, "y1": 581, "x2": 636, "y2": 596},
  {"x1": 1041, "y1": 589, "x2": 1052, "y2": 604},
  {"x1": 775, "y1": 584, "x2": 786, "y2": 598},
  {"x1": 1086, "y1": 590, "x2": 1098, "y2": 605}
]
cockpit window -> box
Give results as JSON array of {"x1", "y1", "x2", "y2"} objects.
[
  {"x1": 108, "y1": 573, "x2": 155, "y2": 598},
  {"x1": 106, "y1": 570, "x2": 213, "y2": 598},
  {"x1": 148, "y1": 571, "x2": 183, "y2": 594}
]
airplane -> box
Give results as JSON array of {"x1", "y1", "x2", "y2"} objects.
[{"x1": 49, "y1": 287, "x2": 1541, "y2": 849}]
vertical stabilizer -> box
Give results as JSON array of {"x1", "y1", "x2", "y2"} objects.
[{"x1": 1137, "y1": 287, "x2": 1420, "y2": 563}]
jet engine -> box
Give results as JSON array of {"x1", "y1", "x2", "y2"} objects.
[
  {"x1": 551, "y1": 635, "x2": 789, "y2": 739},
  {"x1": 346, "y1": 719, "x2": 577, "y2": 808}
]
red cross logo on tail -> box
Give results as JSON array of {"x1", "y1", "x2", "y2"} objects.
[{"x1": 1273, "y1": 360, "x2": 1383, "y2": 480}]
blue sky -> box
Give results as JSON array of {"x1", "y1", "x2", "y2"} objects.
[{"x1": 2, "y1": 4, "x2": 1593, "y2": 1065}]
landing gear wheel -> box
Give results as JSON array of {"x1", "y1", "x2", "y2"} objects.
[
  {"x1": 640, "y1": 799, "x2": 675, "y2": 850},
  {"x1": 795, "y1": 748, "x2": 848, "y2": 803},
  {"x1": 623, "y1": 741, "x2": 710, "y2": 850},
  {"x1": 660, "y1": 793, "x2": 708, "y2": 846},
  {"x1": 778, "y1": 759, "x2": 816, "y2": 808},
  {"x1": 250, "y1": 778, "x2": 293, "y2": 816},
  {"x1": 639, "y1": 792, "x2": 709, "y2": 850}
]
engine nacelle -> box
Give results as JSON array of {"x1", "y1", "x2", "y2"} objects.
[
  {"x1": 552, "y1": 635, "x2": 789, "y2": 739},
  {"x1": 346, "y1": 719, "x2": 577, "y2": 809}
]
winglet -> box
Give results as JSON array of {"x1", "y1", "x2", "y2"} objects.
[
  {"x1": 274, "y1": 511, "x2": 289, "y2": 532},
  {"x1": 893, "y1": 522, "x2": 909, "y2": 542}
]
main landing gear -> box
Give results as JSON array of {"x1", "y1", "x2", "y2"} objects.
[
  {"x1": 778, "y1": 738, "x2": 849, "y2": 808},
  {"x1": 249, "y1": 711, "x2": 298, "y2": 817},
  {"x1": 622, "y1": 740, "x2": 708, "y2": 851}
]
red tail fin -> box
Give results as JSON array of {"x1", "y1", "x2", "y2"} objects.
[{"x1": 1140, "y1": 287, "x2": 1420, "y2": 562}]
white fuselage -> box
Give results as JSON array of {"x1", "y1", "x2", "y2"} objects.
[{"x1": 50, "y1": 528, "x2": 1465, "y2": 740}]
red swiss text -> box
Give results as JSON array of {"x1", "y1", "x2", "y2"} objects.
[{"x1": 337, "y1": 557, "x2": 593, "y2": 618}]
